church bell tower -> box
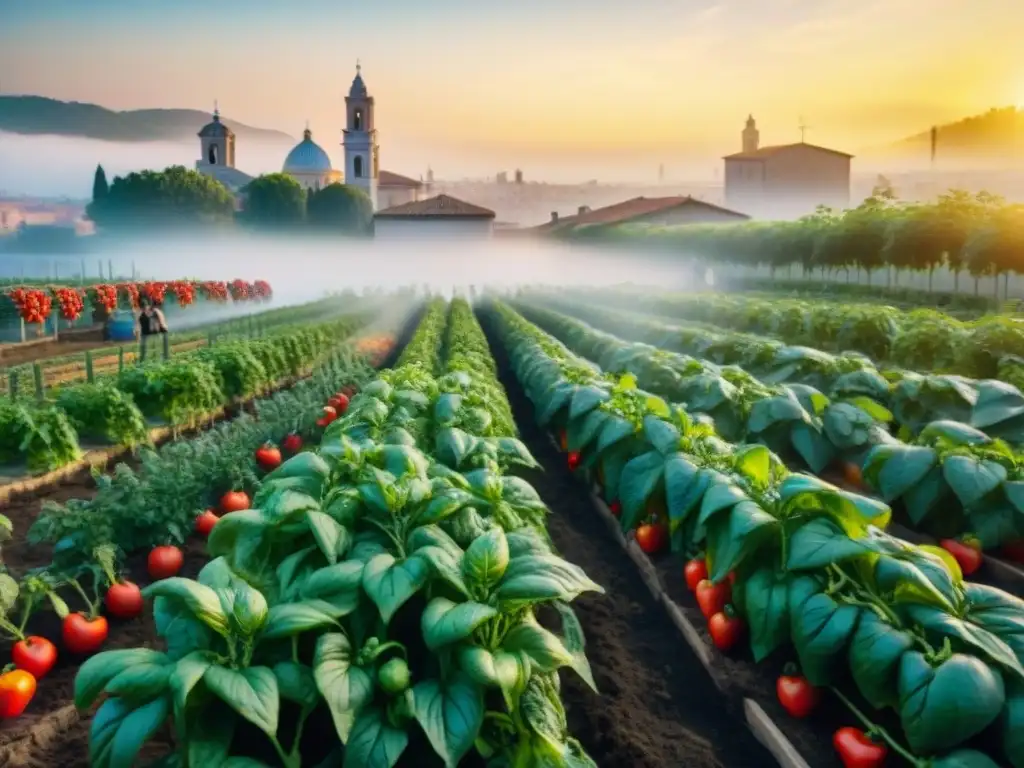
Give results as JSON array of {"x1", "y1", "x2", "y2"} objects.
[
  {"x1": 342, "y1": 61, "x2": 379, "y2": 210},
  {"x1": 742, "y1": 114, "x2": 759, "y2": 153}
]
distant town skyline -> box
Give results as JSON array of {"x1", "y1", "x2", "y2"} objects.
[{"x1": 2, "y1": 0, "x2": 1023, "y2": 183}]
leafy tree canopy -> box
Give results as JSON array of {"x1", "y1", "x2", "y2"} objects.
[
  {"x1": 307, "y1": 183, "x2": 374, "y2": 234},
  {"x1": 239, "y1": 173, "x2": 307, "y2": 227},
  {"x1": 86, "y1": 165, "x2": 235, "y2": 229}
]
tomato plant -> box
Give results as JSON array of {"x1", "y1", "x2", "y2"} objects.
[
  {"x1": 776, "y1": 665, "x2": 820, "y2": 718},
  {"x1": 0, "y1": 669, "x2": 36, "y2": 717},
  {"x1": 635, "y1": 522, "x2": 667, "y2": 554},
  {"x1": 220, "y1": 490, "x2": 251, "y2": 513},
  {"x1": 833, "y1": 727, "x2": 887, "y2": 768},
  {"x1": 12, "y1": 636, "x2": 57, "y2": 680},
  {"x1": 147, "y1": 546, "x2": 184, "y2": 580},
  {"x1": 282, "y1": 433, "x2": 303, "y2": 454},
  {"x1": 684, "y1": 558, "x2": 708, "y2": 591},
  {"x1": 104, "y1": 582, "x2": 144, "y2": 619},
  {"x1": 695, "y1": 579, "x2": 729, "y2": 619},
  {"x1": 254, "y1": 443, "x2": 282, "y2": 471},
  {"x1": 195, "y1": 510, "x2": 220, "y2": 537}
]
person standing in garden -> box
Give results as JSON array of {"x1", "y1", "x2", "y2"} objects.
[{"x1": 137, "y1": 298, "x2": 168, "y2": 361}]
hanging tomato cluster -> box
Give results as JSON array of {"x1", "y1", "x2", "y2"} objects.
[
  {"x1": 228, "y1": 279, "x2": 250, "y2": 301},
  {"x1": 199, "y1": 281, "x2": 229, "y2": 302},
  {"x1": 91, "y1": 284, "x2": 118, "y2": 313},
  {"x1": 140, "y1": 281, "x2": 168, "y2": 306},
  {"x1": 117, "y1": 283, "x2": 141, "y2": 309},
  {"x1": 54, "y1": 287, "x2": 86, "y2": 323},
  {"x1": 8, "y1": 288, "x2": 53, "y2": 325},
  {"x1": 169, "y1": 280, "x2": 196, "y2": 308},
  {"x1": 252, "y1": 280, "x2": 273, "y2": 300}
]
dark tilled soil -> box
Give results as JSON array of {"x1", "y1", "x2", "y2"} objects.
[{"x1": 485, "y1": 325, "x2": 775, "y2": 768}]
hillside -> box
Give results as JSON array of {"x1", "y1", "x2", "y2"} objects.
[
  {"x1": 866, "y1": 106, "x2": 1024, "y2": 160},
  {"x1": 0, "y1": 95, "x2": 294, "y2": 145}
]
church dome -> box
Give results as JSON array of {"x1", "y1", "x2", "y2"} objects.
[
  {"x1": 198, "y1": 109, "x2": 233, "y2": 138},
  {"x1": 283, "y1": 128, "x2": 333, "y2": 173}
]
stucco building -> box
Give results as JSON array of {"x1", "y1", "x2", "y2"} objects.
[
  {"x1": 374, "y1": 194, "x2": 496, "y2": 239},
  {"x1": 723, "y1": 116, "x2": 852, "y2": 219},
  {"x1": 531, "y1": 195, "x2": 749, "y2": 235}
]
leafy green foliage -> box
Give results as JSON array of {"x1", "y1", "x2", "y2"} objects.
[{"x1": 86, "y1": 165, "x2": 235, "y2": 229}]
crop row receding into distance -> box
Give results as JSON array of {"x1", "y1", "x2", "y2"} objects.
[
  {"x1": 482, "y1": 295, "x2": 1024, "y2": 768},
  {"x1": 521, "y1": 289, "x2": 1024, "y2": 566}
]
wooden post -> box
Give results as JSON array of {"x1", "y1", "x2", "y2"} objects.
[
  {"x1": 19, "y1": 317, "x2": 25, "y2": 343},
  {"x1": 162, "y1": 332, "x2": 170, "y2": 360},
  {"x1": 108, "y1": 259, "x2": 114, "y2": 281},
  {"x1": 139, "y1": 335, "x2": 147, "y2": 364},
  {"x1": 98, "y1": 260, "x2": 104, "y2": 280},
  {"x1": 80, "y1": 259, "x2": 86, "y2": 281},
  {"x1": 85, "y1": 350, "x2": 94, "y2": 383},
  {"x1": 32, "y1": 363, "x2": 43, "y2": 401},
  {"x1": 118, "y1": 346, "x2": 125, "y2": 373},
  {"x1": 9, "y1": 371, "x2": 18, "y2": 400}
]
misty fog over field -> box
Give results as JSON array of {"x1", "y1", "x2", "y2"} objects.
[
  {"x1": 0, "y1": 232, "x2": 696, "y2": 305},
  {"x1": 0, "y1": 132, "x2": 294, "y2": 198}
]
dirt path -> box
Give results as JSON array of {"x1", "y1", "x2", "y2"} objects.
[{"x1": 484, "y1": 315, "x2": 773, "y2": 768}]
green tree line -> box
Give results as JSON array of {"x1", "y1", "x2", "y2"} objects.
[
  {"x1": 575, "y1": 190, "x2": 1024, "y2": 300},
  {"x1": 87, "y1": 165, "x2": 374, "y2": 235}
]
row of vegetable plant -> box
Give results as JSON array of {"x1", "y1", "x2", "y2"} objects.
[
  {"x1": 72, "y1": 296, "x2": 603, "y2": 768},
  {"x1": 0, "y1": 309, "x2": 381, "y2": 475},
  {"x1": 0, "y1": 311, "x2": 406, "y2": 726},
  {"x1": 514, "y1": 296, "x2": 1024, "y2": 558},
  {"x1": 575, "y1": 286, "x2": 1024, "y2": 387},
  {"x1": 482, "y1": 297, "x2": 1024, "y2": 768},
  {"x1": 4, "y1": 279, "x2": 273, "y2": 326}
]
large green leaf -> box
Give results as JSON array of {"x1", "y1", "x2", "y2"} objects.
[
  {"x1": 943, "y1": 456, "x2": 1008, "y2": 508},
  {"x1": 462, "y1": 527, "x2": 510, "y2": 591},
  {"x1": 898, "y1": 651, "x2": 1005, "y2": 755},
  {"x1": 907, "y1": 605, "x2": 1024, "y2": 679},
  {"x1": 704, "y1": 501, "x2": 779, "y2": 583},
  {"x1": 90, "y1": 695, "x2": 171, "y2": 768},
  {"x1": 786, "y1": 518, "x2": 881, "y2": 571},
  {"x1": 362, "y1": 553, "x2": 431, "y2": 624},
  {"x1": 743, "y1": 567, "x2": 791, "y2": 662},
  {"x1": 203, "y1": 666, "x2": 279, "y2": 737},
  {"x1": 790, "y1": 588, "x2": 860, "y2": 686},
  {"x1": 502, "y1": 620, "x2": 574, "y2": 672},
  {"x1": 343, "y1": 708, "x2": 409, "y2": 768},
  {"x1": 643, "y1": 415, "x2": 681, "y2": 455},
  {"x1": 76, "y1": 649, "x2": 170, "y2": 709},
  {"x1": 496, "y1": 554, "x2": 604, "y2": 605},
  {"x1": 847, "y1": 611, "x2": 914, "y2": 709},
  {"x1": 1003, "y1": 681, "x2": 1024, "y2": 768},
  {"x1": 143, "y1": 578, "x2": 230, "y2": 637},
  {"x1": 314, "y1": 631, "x2": 375, "y2": 743},
  {"x1": 261, "y1": 601, "x2": 339, "y2": 640},
  {"x1": 421, "y1": 597, "x2": 497, "y2": 650},
  {"x1": 410, "y1": 674, "x2": 485, "y2": 768},
  {"x1": 962, "y1": 583, "x2": 1024, "y2": 665},
  {"x1": 306, "y1": 511, "x2": 350, "y2": 564},
  {"x1": 300, "y1": 561, "x2": 366, "y2": 616},
  {"x1": 273, "y1": 661, "x2": 319, "y2": 708},
  {"x1": 618, "y1": 451, "x2": 665, "y2": 530}
]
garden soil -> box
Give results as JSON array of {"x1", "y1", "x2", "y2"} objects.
[{"x1": 484, "y1": 318, "x2": 777, "y2": 768}]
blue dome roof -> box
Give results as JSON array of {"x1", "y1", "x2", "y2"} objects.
[{"x1": 283, "y1": 129, "x2": 333, "y2": 173}]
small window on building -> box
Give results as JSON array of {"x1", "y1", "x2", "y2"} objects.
[
  {"x1": 354, "y1": 156, "x2": 363, "y2": 178},
  {"x1": 354, "y1": 109, "x2": 363, "y2": 131},
  {"x1": 208, "y1": 144, "x2": 218, "y2": 164}
]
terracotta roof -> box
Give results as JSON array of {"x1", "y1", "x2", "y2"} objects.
[
  {"x1": 723, "y1": 142, "x2": 854, "y2": 160},
  {"x1": 374, "y1": 194, "x2": 495, "y2": 219},
  {"x1": 379, "y1": 170, "x2": 423, "y2": 188},
  {"x1": 534, "y1": 195, "x2": 749, "y2": 232}
]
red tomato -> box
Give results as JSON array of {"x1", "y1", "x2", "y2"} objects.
[
  {"x1": 1001, "y1": 539, "x2": 1024, "y2": 564},
  {"x1": 282, "y1": 434, "x2": 303, "y2": 454},
  {"x1": 940, "y1": 538, "x2": 983, "y2": 576},
  {"x1": 148, "y1": 546, "x2": 184, "y2": 580},
  {"x1": 609, "y1": 500, "x2": 622, "y2": 517},
  {"x1": 695, "y1": 579, "x2": 731, "y2": 619},
  {"x1": 12, "y1": 636, "x2": 57, "y2": 680},
  {"x1": 635, "y1": 523, "x2": 667, "y2": 554},
  {"x1": 332, "y1": 393, "x2": 350, "y2": 415},
  {"x1": 567, "y1": 452, "x2": 581, "y2": 471},
  {"x1": 195, "y1": 510, "x2": 220, "y2": 537},
  {"x1": 62, "y1": 613, "x2": 108, "y2": 654},
  {"x1": 105, "y1": 581, "x2": 144, "y2": 619},
  {"x1": 0, "y1": 669, "x2": 37, "y2": 717},
  {"x1": 776, "y1": 673, "x2": 820, "y2": 718},
  {"x1": 833, "y1": 727, "x2": 887, "y2": 768},
  {"x1": 221, "y1": 490, "x2": 251, "y2": 513},
  {"x1": 684, "y1": 558, "x2": 709, "y2": 592},
  {"x1": 317, "y1": 406, "x2": 338, "y2": 428},
  {"x1": 254, "y1": 444, "x2": 282, "y2": 471},
  {"x1": 708, "y1": 611, "x2": 744, "y2": 651}
]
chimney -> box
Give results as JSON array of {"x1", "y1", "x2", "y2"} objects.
[
  {"x1": 578, "y1": 205, "x2": 590, "y2": 215},
  {"x1": 550, "y1": 212, "x2": 559, "y2": 223}
]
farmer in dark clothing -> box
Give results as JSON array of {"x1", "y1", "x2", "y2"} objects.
[{"x1": 138, "y1": 299, "x2": 168, "y2": 361}]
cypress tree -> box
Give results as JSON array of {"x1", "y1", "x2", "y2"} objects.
[{"x1": 92, "y1": 164, "x2": 109, "y2": 202}]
